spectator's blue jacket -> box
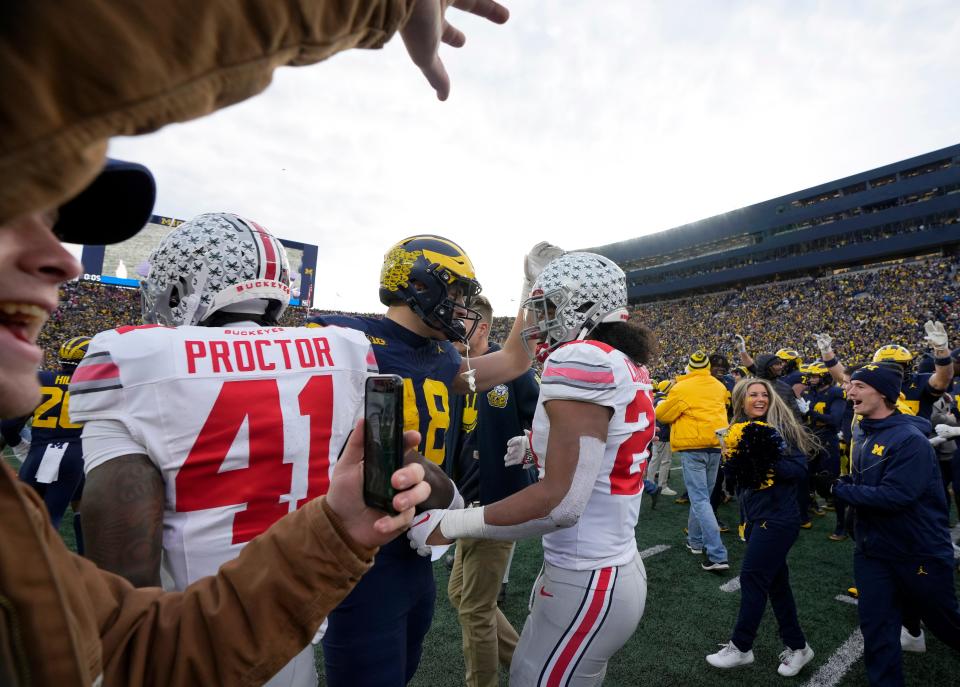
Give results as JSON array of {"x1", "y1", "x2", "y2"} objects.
[
  {"x1": 445, "y1": 343, "x2": 539, "y2": 505},
  {"x1": 833, "y1": 412, "x2": 953, "y2": 563},
  {"x1": 806, "y1": 384, "x2": 845, "y2": 458},
  {"x1": 738, "y1": 441, "x2": 807, "y2": 527}
]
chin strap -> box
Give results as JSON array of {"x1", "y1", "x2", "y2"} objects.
[{"x1": 460, "y1": 340, "x2": 477, "y2": 392}]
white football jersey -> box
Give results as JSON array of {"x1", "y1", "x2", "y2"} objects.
[
  {"x1": 71, "y1": 322, "x2": 376, "y2": 589},
  {"x1": 531, "y1": 340, "x2": 655, "y2": 570}
]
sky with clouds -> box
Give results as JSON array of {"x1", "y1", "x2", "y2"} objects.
[{"x1": 103, "y1": 0, "x2": 960, "y2": 315}]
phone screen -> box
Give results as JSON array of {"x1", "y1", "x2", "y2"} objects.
[{"x1": 363, "y1": 375, "x2": 405, "y2": 514}]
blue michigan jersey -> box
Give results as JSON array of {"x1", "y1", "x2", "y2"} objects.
[
  {"x1": 900, "y1": 372, "x2": 942, "y2": 420},
  {"x1": 17, "y1": 370, "x2": 85, "y2": 528},
  {"x1": 311, "y1": 314, "x2": 462, "y2": 464},
  {"x1": 308, "y1": 314, "x2": 462, "y2": 687}
]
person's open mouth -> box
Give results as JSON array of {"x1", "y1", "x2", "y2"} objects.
[{"x1": 0, "y1": 302, "x2": 51, "y2": 358}]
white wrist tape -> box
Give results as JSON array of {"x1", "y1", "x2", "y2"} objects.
[{"x1": 439, "y1": 436, "x2": 605, "y2": 542}]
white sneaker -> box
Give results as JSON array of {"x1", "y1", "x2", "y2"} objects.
[
  {"x1": 900, "y1": 626, "x2": 926, "y2": 653},
  {"x1": 686, "y1": 542, "x2": 703, "y2": 555},
  {"x1": 706, "y1": 641, "x2": 754, "y2": 669},
  {"x1": 777, "y1": 644, "x2": 814, "y2": 677},
  {"x1": 661, "y1": 486, "x2": 677, "y2": 496}
]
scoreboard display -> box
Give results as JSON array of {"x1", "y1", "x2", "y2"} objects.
[{"x1": 79, "y1": 214, "x2": 318, "y2": 307}]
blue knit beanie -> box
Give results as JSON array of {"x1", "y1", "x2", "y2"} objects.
[{"x1": 851, "y1": 363, "x2": 903, "y2": 404}]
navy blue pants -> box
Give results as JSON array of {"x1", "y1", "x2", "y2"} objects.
[
  {"x1": 854, "y1": 553, "x2": 960, "y2": 687},
  {"x1": 731, "y1": 519, "x2": 806, "y2": 652},
  {"x1": 18, "y1": 441, "x2": 84, "y2": 530},
  {"x1": 322, "y1": 543, "x2": 435, "y2": 686}
]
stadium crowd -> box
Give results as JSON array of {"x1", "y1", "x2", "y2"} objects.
[{"x1": 635, "y1": 255, "x2": 960, "y2": 378}]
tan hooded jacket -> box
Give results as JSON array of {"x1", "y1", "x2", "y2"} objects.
[
  {"x1": 0, "y1": 0, "x2": 415, "y2": 225},
  {"x1": 0, "y1": 460, "x2": 377, "y2": 686}
]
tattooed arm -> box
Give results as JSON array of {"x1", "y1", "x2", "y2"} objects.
[{"x1": 83, "y1": 454, "x2": 165, "y2": 587}]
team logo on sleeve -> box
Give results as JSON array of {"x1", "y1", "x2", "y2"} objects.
[{"x1": 487, "y1": 384, "x2": 509, "y2": 408}]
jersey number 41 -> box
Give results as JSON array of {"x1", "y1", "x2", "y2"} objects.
[{"x1": 175, "y1": 376, "x2": 335, "y2": 544}]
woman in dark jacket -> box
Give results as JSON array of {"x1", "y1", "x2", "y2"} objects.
[{"x1": 706, "y1": 377, "x2": 821, "y2": 678}]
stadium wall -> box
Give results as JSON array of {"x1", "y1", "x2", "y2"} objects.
[{"x1": 588, "y1": 144, "x2": 960, "y2": 301}]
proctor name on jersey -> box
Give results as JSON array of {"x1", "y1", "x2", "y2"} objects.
[{"x1": 184, "y1": 336, "x2": 337, "y2": 374}]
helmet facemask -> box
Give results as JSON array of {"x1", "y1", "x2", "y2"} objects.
[{"x1": 406, "y1": 265, "x2": 483, "y2": 343}]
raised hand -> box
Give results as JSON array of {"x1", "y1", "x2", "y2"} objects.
[
  {"x1": 401, "y1": 0, "x2": 510, "y2": 101},
  {"x1": 813, "y1": 333, "x2": 833, "y2": 356},
  {"x1": 923, "y1": 320, "x2": 949, "y2": 351}
]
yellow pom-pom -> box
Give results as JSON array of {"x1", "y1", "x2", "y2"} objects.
[{"x1": 722, "y1": 420, "x2": 770, "y2": 455}]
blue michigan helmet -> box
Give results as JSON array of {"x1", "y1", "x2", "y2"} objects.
[
  {"x1": 59, "y1": 336, "x2": 91, "y2": 367},
  {"x1": 378, "y1": 235, "x2": 482, "y2": 343}
]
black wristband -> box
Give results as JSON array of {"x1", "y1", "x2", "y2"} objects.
[
  {"x1": 935, "y1": 356, "x2": 952, "y2": 367},
  {"x1": 824, "y1": 357, "x2": 840, "y2": 368}
]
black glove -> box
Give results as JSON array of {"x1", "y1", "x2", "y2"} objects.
[
  {"x1": 812, "y1": 471, "x2": 833, "y2": 499},
  {"x1": 831, "y1": 475, "x2": 853, "y2": 493}
]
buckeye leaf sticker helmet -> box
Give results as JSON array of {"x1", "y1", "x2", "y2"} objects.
[
  {"x1": 378, "y1": 235, "x2": 482, "y2": 343},
  {"x1": 521, "y1": 252, "x2": 629, "y2": 361},
  {"x1": 141, "y1": 213, "x2": 291, "y2": 326}
]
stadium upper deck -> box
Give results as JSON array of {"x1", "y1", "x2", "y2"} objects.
[{"x1": 589, "y1": 144, "x2": 960, "y2": 302}]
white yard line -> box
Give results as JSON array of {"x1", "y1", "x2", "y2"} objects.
[
  {"x1": 801, "y1": 629, "x2": 864, "y2": 687},
  {"x1": 719, "y1": 576, "x2": 741, "y2": 593},
  {"x1": 639, "y1": 544, "x2": 671, "y2": 559}
]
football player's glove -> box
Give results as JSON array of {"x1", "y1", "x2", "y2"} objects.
[
  {"x1": 732, "y1": 334, "x2": 746, "y2": 353},
  {"x1": 934, "y1": 423, "x2": 960, "y2": 439},
  {"x1": 930, "y1": 436, "x2": 948, "y2": 447},
  {"x1": 923, "y1": 320, "x2": 949, "y2": 351},
  {"x1": 407, "y1": 509, "x2": 447, "y2": 558},
  {"x1": 813, "y1": 332, "x2": 833, "y2": 356},
  {"x1": 795, "y1": 397, "x2": 810, "y2": 415},
  {"x1": 520, "y1": 241, "x2": 565, "y2": 303},
  {"x1": 504, "y1": 430, "x2": 538, "y2": 470},
  {"x1": 11, "y1": 439, "x2": 30, "y2": 462}
]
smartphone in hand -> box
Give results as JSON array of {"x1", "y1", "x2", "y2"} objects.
[{"x1": 363, "y1": 375, "x2": 406, "y2": 514}]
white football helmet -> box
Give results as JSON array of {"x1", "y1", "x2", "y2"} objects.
[
  {"x1": 140, "y1": 212, "x2": 291, "y2": 326},
  {"x1": 521, "y1": 252, "x2": 629, "y2": 361}
]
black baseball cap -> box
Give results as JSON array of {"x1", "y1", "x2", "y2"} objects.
[{"x1": 54, "y1": 159, "x2": 156, "y2": 245}]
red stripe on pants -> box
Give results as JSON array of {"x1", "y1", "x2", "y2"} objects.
[{"x1": 546, "y1": 567, "x2": 613, "y2": 687}]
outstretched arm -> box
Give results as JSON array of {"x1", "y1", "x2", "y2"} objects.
[
  {"x1": 431, "y1": 399, "x2": 611, "y2": 542},
  {"x1": 1, "y1": 0, "x2": 512, "y2": 225},
  {"x1": 815, "y1": 333, "x2": 846, "y2": 385}
]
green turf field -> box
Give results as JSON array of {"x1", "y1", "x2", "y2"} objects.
[
  {"x1": 384, "y1": 470, "x2": 960, "y2": 687},
  {"x1": 9, "y1": 449, "x2": 957, "y2": 686}
]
